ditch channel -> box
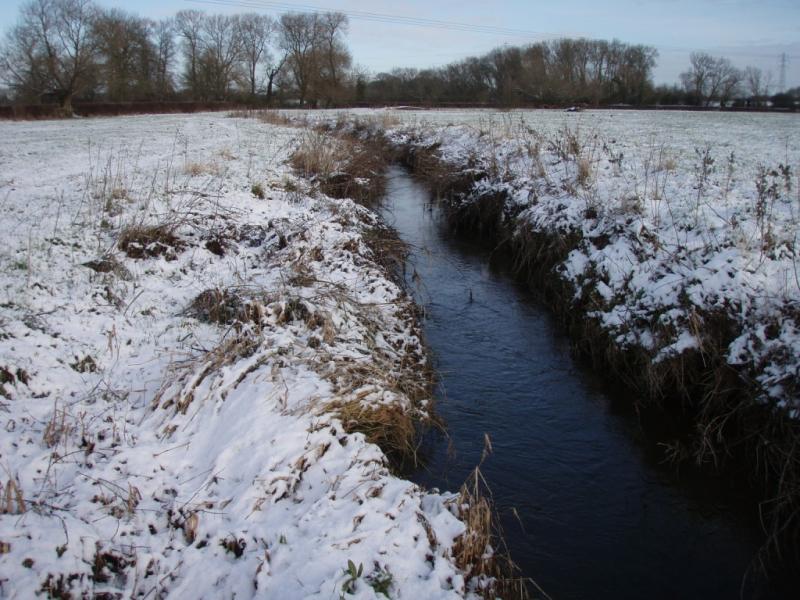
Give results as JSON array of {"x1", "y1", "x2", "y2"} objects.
[{"x1": 380, "y1": 165, "x2": 797, "y2": 600}]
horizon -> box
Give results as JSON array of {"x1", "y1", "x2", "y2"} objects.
[{"x1": 0, "y1": 0, "x2": 798, "y2": 89}]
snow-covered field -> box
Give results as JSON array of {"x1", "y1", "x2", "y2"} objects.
[
  {"x1": 319, "y1": 107, "x2": 800, "y2": 180},
  {"x1": 0, "y1": 114, "x2": 479, "y2": 598},
  {"x1": 365, "y1": 109, "x2": 799, "y2": 415}
]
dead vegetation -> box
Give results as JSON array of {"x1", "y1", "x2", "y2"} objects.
[
  {"x1": 184, "y1": 160, "x2": 222, "y2": 177},
  {"x1": 118, "y1": 224, "x2": 183, "y2": 260},
  {"x1": 1, "y1": 476, "x2": 26, "y2": 515},
  {"x1": 290, "y1": 129, "x2": 392, "y2": 206},
  {"x1": 82, "y1": 256, "x2": 131, "y2": 279},
  {"x1": 228, "y1": 108, "x2": 298, "y2": 127},
  {"x1": 187, "y1": 287, "x2": 264, "y2": 327},
  {"x1": 450, "y1": 438, "x2": 537, "y2": 600}
]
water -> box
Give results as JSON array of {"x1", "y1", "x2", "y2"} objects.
[{"x1": 380, "y1": 166, "x2": 796, "y2": 599}]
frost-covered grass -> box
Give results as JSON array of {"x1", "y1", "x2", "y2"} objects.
[{"x1": 0, "y1": 114, "x2": 487, "y2": 598}]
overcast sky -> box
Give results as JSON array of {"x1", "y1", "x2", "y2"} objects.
[{"x1": 1, "y1": 0, "x2": 798, "y2": 88}]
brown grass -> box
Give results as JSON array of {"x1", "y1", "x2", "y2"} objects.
[
  {"x1": 336, "y1": 401, "x2": 417, "y2": 467},
  {"x1": 290, "y1": 130, "x2": 391, "y2": 206},
  {"x1": 184, "y1": 161, "x2": 221, "y2": 177},
  {"x1": 1, "y1": 477, "x2": 25, "y2": 514},
  {"x1": 577, "y1": 157, "x2": 593, "y2": 187},
  {"x1": 118, "y1": 224, "x2": 183, "y2": 259},
  {"x1": 187, "y1": 288, "x2": 263, "y2": 327},
  {"x1": 450, "y1": 448, "x2": 537, "y2": 599}
]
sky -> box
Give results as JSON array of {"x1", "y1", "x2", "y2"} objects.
[{"x1": 1, "y1": 0, "x2": 798, "y2": 88}]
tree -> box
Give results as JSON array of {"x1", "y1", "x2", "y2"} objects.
[
  {"x1": 1, "y1": 0, "x2": 98, "y2": 113},
  {"x1": 279, "y1": 12, "x2": 321, "y2": 106},
  {"x1": 93, "y1": 9, "x2": 155, "y2": 101},
  {"x1": 263, "y1": 51, "x2": 287, "y2": 106},
  {"x1": 239, "y1": 13, "x2": 273, "y2": 99},
  {"x1": 316, "y1": 12, "x2": 350, "y2": 107},
  {"x1": 151, "y1": 18, "x2": 176, "y2": 99},
  {"x1": 175, "y1": 9, "x2": 204, "y2": 98},
  {"x1": 743, "y1": 66, "x2": 772, "y2": 107},
  {"x1": 681, "y1": 52, "x2": 741, "y2": 107},
  {"x1": 709, "y1": 57, "x2": 741, "y2": 106},
  {"x1": 680, "y1": 52, "x2": 715, "y2": 105},
  {"x1": 200, "y1": 14, "x2": 242, "y2": 100}
]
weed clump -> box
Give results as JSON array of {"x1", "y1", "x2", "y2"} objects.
[
  {"x1": 290, "y1": 131, "x2": 391, "y2": 206},
  {"x1": 82, "y1": 256, "x2": 131, "y2": 279},
  {"x1": 118, "y1": 225, "x2": 183, "y2": 260},
  {"x1": 336, "y1": 401, "x2": 417, "y2": 470},
  {"x1": 251, "y1": 183, "x2": 265, "y2": 199},
  {"x1": 187, "y1": 288, "x2": 265, "y2": 328}
]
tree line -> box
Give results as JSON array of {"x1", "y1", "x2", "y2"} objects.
[
  {"x1": 0, "y1": 0, "x2": 353, "y2": 112},
  {"x1": 366, "y1": 39, "x2": 658, "y2": 106},
  {"x1": 0, "y1": 0, "x2": 796, "y2": 112}
]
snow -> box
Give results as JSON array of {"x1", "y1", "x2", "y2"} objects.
[{"x1": 0, "y1": 114, "x2": 480, "y2": 598}]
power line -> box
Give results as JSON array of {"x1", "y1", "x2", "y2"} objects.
[
  {"x1": 184, "y1": 0, "x2": 800, "y2": 67},
  {"x1": 185, "y1": 0, "x2": 580, "y2": 40}
]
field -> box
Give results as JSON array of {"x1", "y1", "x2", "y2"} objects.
[
  {"x1": 1, "y1": 107, "x2": 798, "y2": 597},
  {"x1": 0, "y1": 114, "x2": 486, "y2": 598}
]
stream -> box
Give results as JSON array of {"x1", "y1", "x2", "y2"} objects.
[{"x1": 380, "y1": 166, "x2": 796, "y2": 599}]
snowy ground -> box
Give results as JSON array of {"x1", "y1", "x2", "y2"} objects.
[
  {"x1": 367, "y1": 109, "x2": 800, "y2": 415},
  {"x1": 0, "y1": 114, "x2": 479, "y2": 598},
  {"x1": 308, "y1": 107, "x2": 800, "y2": 180}
]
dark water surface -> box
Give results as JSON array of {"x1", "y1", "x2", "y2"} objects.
[{"x1": 381, "y1": 167, "x2": 796, "y2": 599}]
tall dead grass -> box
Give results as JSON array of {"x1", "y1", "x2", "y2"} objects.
[{"x1": 290, "y1": 130, "x2": 392, "y2": 206}]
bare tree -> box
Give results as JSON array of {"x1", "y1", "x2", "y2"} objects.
[
  {"x1": 93, "y1": 9, "x2": 154, "y2": 101},
  {"x1": 1, "y1": 0, "x2": 98, "y2": 113},
  {"x1": 200, "y1": 14, "x2": 243, "y2": 100},
  {"x1": 151, "y1": 18, "x2": 175, "y2": 99},
  {"x1": 175, "y1": 9, "x2": 204, "y2": 98},
  {"x1": 239, "y1": 13, "x2": 273, "y2": 99},
  {"x1": 709, "y1": 57, "x2": 741, "y2": 106},
  {"x1": 744, "y1": 65, "x2": 772, "y2": 107},
  {"x1": 681, "y1": 52, "x2": 741, "y2": 106},
  {"x1": 264, "y1": 51, "x2": 287, "y2": 106},
  {"x1": 316, "y1": 12, "x2": 350, "y2": 107},
  {"x1": 279, "y1": 12, "x2": 321, "y2": 106},
  {"x1": 680, "y1": 52, "x2": 715, "y2": 105}
]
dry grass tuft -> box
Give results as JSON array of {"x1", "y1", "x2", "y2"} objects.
[
  {"x1": 336, "y1": 401, "x2": 417, "y2": 467},
  {"x1": 42, "y1": 404, "x2": 71, "y2": 448},
  {"x1": 82, "y1": 256, "x2": 132, "y2": 280},
  {"x1": 184, "y1": 161, "x2": 222, "y2": 177},
  {"x1": 450, "y1": 443, "x2": 536, "y2": 600},
  {"x1": 452, "y1": 468, "x2": 494, "y2": 580},
  {"x1": 361, "y1": 225, "x2": 409, "y2": 281},
  {"x1": 118, "y1": 224, "x2": 183, "y2": 260},
  {"x1": 188, "y1": 288, "x2": 244, "y2": 325},
  {"x1": 1, "y1": 477, "x2": 26, "y2": 514},
  {"x1": 290, "y1": 130, "x2": 391, "y2": 206},
  {"x1": 577, "y1": 157, "x2": 593, "y2": 187},
  {"x1": 154, "y1": 334, "x2": 262, "y2": 415},
  {"x1": 228, "y1": 108, "x2": 299, "y2": 127}
]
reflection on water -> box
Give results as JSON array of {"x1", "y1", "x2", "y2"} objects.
[{"x1": 381, "y1": 166, "x2": 796, "y2": 599}]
